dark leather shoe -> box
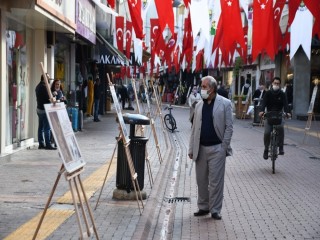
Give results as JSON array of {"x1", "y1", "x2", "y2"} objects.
[
  {"x1": 45, "y1": 145, "x2": 57, "y2": 150},
  {"x1": 194, "y1": 209, "x2": 209, "y2": 216},
  {"x1": 263, "y1": 150, "x2": 268, "y2": 160},
  {"x1": 38, "y1": 145, "x2": 45, "y2": 150},
  {"x1": 279, "y1": 147, "x2": 284, "y2": 155},
  {"x1": 211, "y1": 212, "x2": 222, "y2": 220}
]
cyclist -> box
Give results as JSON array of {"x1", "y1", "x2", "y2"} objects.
[{"x1": 259, "y1": 77, "x2": 291, "y2": 159}]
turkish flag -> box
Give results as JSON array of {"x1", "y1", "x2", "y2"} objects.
[
  {"x1": 273, "y1": 0, "x2": 286, "y2": 52},
  {"x1": 212, "y1": 0, "x2": 245, "y2": 63},
  {"x1": 127, "y1": 0, "x2": 143, "y2": 40},
  {"x1": 252, "y1": 0, "x2": 275, "y2": 61},
  {"x1": 154, "y1": 0, "x2": 174, "y2": 35},
  {"x1": 115, "y1": 16, "x2": 124, "y2": 53},
  {"x1": 150, "y1": 18, "x2": 160, "y2": 67},
  {"x1": 107, "y1": 0, "x2": 115, "y2": 9},
  {"x1": 164, "y1": 33, "x2": 177, "y2": 68},
  {"x1": 125, "y1": 21, "x2": 132, "y2": 59},
  {"x1": 181, "y1": 13, "x2": 193, "y2": 64}
]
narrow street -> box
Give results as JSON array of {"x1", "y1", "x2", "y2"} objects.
[{"x1": 1, "y1": 104, "x2": 320, "y2": 239}]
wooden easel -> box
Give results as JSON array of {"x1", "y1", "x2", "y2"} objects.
[
  {"x1": 303, "y1": 81, "x2": 320, "y2": 143},
  {"x1": 131, "y1": 78, "x2": 154, "y2": 186},
  {"x1": 143, "y1": 79, "x2": 168, "y2": 156},
  {"x1": 149, "y1": 79, "x2": 169, "y2": 148},
  {"x1": 34, "y1": 63, "x2": 99, "y2": 239},
  {"x1": 33, "y1": 165, "x2": 99, "y2": 240},
  {"x1": 303, "y1": 113, "x2": 320, "y2": 143},
  {"x1": 95, "y1": 74, "x2": 144, "y2": 213}
]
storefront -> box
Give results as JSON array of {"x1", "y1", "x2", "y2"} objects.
[{"x1": 0, "y1": 0, "x2": 76, "y2": 156}]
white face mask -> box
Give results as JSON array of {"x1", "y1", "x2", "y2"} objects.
[
  {"x1": 272, "y1": 85, "x2": 280, "y2": 91},
  {"x1": 201, "y1": 89, "x2": 210, "y2": 99}
]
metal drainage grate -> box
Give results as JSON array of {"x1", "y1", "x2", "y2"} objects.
[{"x1": 164, "y1": 197, "x2": 191, "y2": 203}]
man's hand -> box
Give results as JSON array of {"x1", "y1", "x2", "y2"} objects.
[
  {"x1": 188, "y1": 154, "x2": 193, "y2": 159},
  {"x1": 286, "y1": 113, "x2": 292, "y2": 118},
  {"x1": 259, "y1": 112, "x2": 264, "y2": 117}
]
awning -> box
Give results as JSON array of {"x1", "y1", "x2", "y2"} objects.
[
  {"x1": 96, "y1": 32, "x2": 130, "y2": 66},
  {"x1": 92, "y1": 0, "x2": 118, "y2": 16}
]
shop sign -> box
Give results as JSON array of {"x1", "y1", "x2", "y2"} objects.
[
  {"x1": 97, "y1": 51, "x2": 137, "y2": 66},
  {"x1": 76, "y1": 0, "x2": 96, "y2": 44},
  {"x1": 36, "y1": 0, "x2": 76, "y2": 30}
]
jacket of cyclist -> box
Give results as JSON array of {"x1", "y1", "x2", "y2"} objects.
[{"x1": 259, "y1": 77, "x2": 291, "y2": 159}]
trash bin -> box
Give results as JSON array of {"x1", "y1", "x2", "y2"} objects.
[{"x1": 116, "y1": 113, "x2": 150, "y2": 192}]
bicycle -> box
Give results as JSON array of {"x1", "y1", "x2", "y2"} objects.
[
  {"x1": 164, "y1": 105, "x2": 177, "y2": 132},
  {"x1": 263, "y1": 111, "x2": 286, "y2": 174}
]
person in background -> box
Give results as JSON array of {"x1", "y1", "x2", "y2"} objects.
[
  {"x1": 188, "y1": 76, "x2": 233, "y2": 220},
  {"x1": 119, "y1": 82, "x2": 128, "y2": 110},
  {"x1": 252, "y1": 83, "x2": 266, "y2": 106},
  {"x1": 282, "y1": 79, "x2": 293, "y2": 112},
  {"x1": 259, "y1": 77, "x2": 291, "y2": 159},
  {"x1": 93, "y1": 78, "x2": 101, "y2": 122},
  {"x1": 86, "y1": 75, "x2": 94, "y2": 117},
  {"x1": 188, "y1": 86, "x2": 202, "y2": 125},
  {"x1": 51, "y1": 79, "x2": 66, "y2": 103},
  {"x1": 127, "y1": 83, "x2": 134, "y2": 110},
  {"x1": 241, "y1": 79, "x2": 252, "y2": 104},
  {"x1": 35, "y1": 74, "x2": 57, "y2": 150},
  {"x1": 217, "y1": 84, "x2": 229, "y2": 99}
]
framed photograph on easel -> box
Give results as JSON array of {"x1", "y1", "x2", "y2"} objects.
[{"x1": 44, "y1": 102, "x2": 86, "y2": 173}]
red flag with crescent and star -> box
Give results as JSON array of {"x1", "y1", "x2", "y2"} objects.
[
  {"x1": 115, "y1": 16, "x2": 124, "y2": 53},
  {"x1": 125, "y1": 21, "x2": 132, "y2": 59},
  {"x1": 212, "y1": 0, "x2": 245, "y2": 65},
  {"x1": 150, "y1": 18, "x2": 159, "y2": 67},
  {"x1": 154, "y1": 0, "x2": 174, "y2": 35},
  {"x1": 163, "y1": 33, "x2": 177, "y2": 69},
  {"x1": 181, "y1": 13, "x2": 193, "y2": 65},
  {"x1": 273, "y1": 0, "x2": 286, "y2": 52},
  {"x1": 252, "y1": 0, "x2": 275, "y2": 61},
  {"x1": 127, "y1": 0, "x2": 143, "y2": 40}
]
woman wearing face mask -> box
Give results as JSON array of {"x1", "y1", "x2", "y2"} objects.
[
  {"x1": 188, "y1": 86, "x2": 202, "y2": 125},
  {"x1": 259, "y1": 77, "x2": 291, "y2": 159}
]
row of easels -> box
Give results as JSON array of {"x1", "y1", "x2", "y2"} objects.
[{"x1": 34, "y1": 73, "x2": 169, "y2": 239}]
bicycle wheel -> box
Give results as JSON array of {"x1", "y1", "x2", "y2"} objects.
[
  {"x1": 169, "y1": 116, "x2": 177, "y2": 132},
  {"x1": 164, "y1": 114, "x2": 175, "y2": 132},
  {"x1": 270, "y1": 131, "x2": 277, "y2": 174}
]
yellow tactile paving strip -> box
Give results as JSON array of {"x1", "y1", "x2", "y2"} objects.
[
  {"x1": 4, "y1": 209, "x2": 74, "y2": 240},
  {"x1": 57, "y1": 159, "x2": 116, "y2": 204},
  {"x1": 4, "y1": 159, "x2": 116, "y2": 239}
]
